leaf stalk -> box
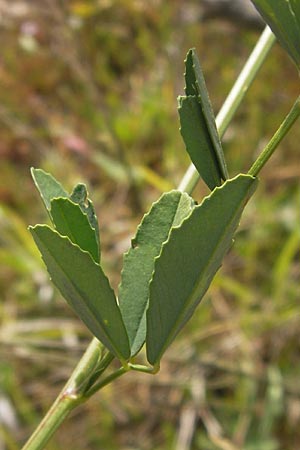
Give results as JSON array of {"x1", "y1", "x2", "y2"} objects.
[
  {"x1": 248, "y1": 96, "x2": 300, "y2": 177},
  {"x1": 21, "y1": 337, "x2": 103, "y2": 450}
]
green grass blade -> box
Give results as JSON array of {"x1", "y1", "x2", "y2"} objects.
[
  {"x1": 251, "y1": 0, "x2": 300, "y2": 71},
  {"x1": 146, "y1": 174, "x2": 258, "y2": 366},
  {"x1": 29, "y1": 225, "x2": 130, "y2": 361},
  {"x1": 50, "y1": 197, "x2": 100, "y2": 263},
  {"x1": 119, "y1": 191, "x2": 195, "y2": 356},
  {"x1": 31, "y1": 167, "x2": 68, "y2": 211}
]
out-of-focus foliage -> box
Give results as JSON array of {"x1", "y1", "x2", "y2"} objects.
[{"x1": 0, "y1": 1, "x2": 300, "y2": 449}]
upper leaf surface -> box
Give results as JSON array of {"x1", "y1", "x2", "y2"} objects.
[
  {"x1": 251, "y1": 0, "x2": 300, "y2": 71},
  {"x1": 119, "y1": 191, "x2": 195, "y2": 356},
  {"x1": 184, "y1": 49, "x2": 228, "y2": 183},
  {"x1": 146, "y1": 174, "x2": 258, "y2": 366},
  {"x1": 31, "y1": 167, "x2": 68, "y2": 211},
  {"x1": 31, "y1": 169, "x2": 101, "y2": 261},
  {"x1": 70, "y1": 184, "x2": 100, "y2": 246},
  {"x1": 30, "y1": 225, "x2": 130, "y2": 361},
  {"x1": 50, "y1": 197, "x2": 100, "y2": 263},
  {"x1": 179, "y1": 96, "x2": 223, "y2": 191}
]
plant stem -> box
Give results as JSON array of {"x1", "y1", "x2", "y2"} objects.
[
  {"x1": 248, "y1": 96, "x2": 300, "y2": 177},
  {"x1": 21, "y1": 388, "x2": 80, "y2": 450},
  {"x1": 21, "y1": 337, "x2": 104, "y2": 450},
  {"x1": 129, "y1": 363, "x2": 160, "y2": 374},
  {"x1": 84, "y1": 366, "x2": 128, "y2": 399},
  {"x1": 178, "y1": 25, "x2": 276, "y2": 195},
  {"x1": 83, "y1": 350, "x2": 115, "y2": 391}
]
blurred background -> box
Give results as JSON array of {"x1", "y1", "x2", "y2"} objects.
[{"x1": 0, "y1": 1, "x2": 299, "y2": 449}]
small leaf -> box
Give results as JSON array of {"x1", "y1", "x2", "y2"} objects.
[
  {"x1": 119, "y1": 191, "x2": 195, "y2": 356},
  {"x1": 50, "y1": 197, "x2": 100, "y2": 263},
  {"x1": 185, "y1": 49, "x2": 228, "y2": 181},
  {"x1": 29, "y1": 225, "x2": 130, "y2": 361},
  {"x1": 251, "y1": 0, "x2": 300, "y2": 71},
  {"x1": 31, "y1": 168, "x2": 68, "y2": 211},
  {"x1": 146, "y1": 174, "x2": 258, "y2": 366},
  {"x1": 31, "y1": 169, "x2": 101, "y2": 261},
  {"x1": 70, "y1": 183, "x2": 100, "y2": 255},
  {"x1": 70, "y1": 184, "x2": 99, "y2": 235},
  {"x1": 179, "y1": 96, "x2": 223, "y2": 191},
  {"x1": 182, "y1": 49, "x2": 228, "y2": 186}
]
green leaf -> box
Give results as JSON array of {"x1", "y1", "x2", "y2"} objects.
[
  {"x1": 31, "y1": 169, "x2": 101, "y2": 260},
  {"x1": 29, "y1": 225, "x2": 130, "y2": 361},
  {"x1": 31, "y1": 167, "x2": 68, "y2": 211},
  {"x1": 251, "y1": 0, "x2": 300, "y2": 71},
  {"x1": 119, "y1": 191, "x2": 195, "y2": 356},
  {"x1": 70, "y1": 184, "x2": 100, "y2": 244},
  {"x1": 50, "y1": 197, "x2": 100, "y2": 263},
  {"x1": 179, "y1": 96, "x2": 224, "y2": 191},
  {"x1": 146, "y1": 174, "x2": 258, "y2": 366},
  {"x1": 180, "y1": 49, "x2": 228, "y2": 189},
  {"x1": 185, "y1": 49, "x2": 228, "y2": 181}
]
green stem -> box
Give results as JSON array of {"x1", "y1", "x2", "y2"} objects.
[
  {"x1": 248, "y1": 96, "x2": 300, "y2": 177},
  {"x1": 21, "y1": 337, "x2": 103, "y2": 450},
  {"x1": 67, "y1": 337, "x2": 103, "y2": 389},
  {"x1": 84, "y1": 363, "x2": 160, "y2": 398},
  {"x1": 84, "y1": 366, "x2": 128, "y2": 399},
  {"x1": 129, "y1": 363, "x2": 159, "y2": 374},
  {"x1": 178, "y1": 25, "x2": 275, "y2": 195},
  {"x1": 21, "y1": 389, "x2": 81, "y2": 450},
  {"x1": 83, "y1": 350, "x2": 115, "y2": 392}
]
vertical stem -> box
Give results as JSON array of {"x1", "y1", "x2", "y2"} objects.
[
  {"x1": 178, "y1": 26, "x2": 276, "y2": 194},
  {"x1": 21, "y1": 338, "x2": 104, "y2": 450},
  {"x1": 21, "y1": 389, "x2": 80, "y2": 450},
  {"x1": 216, "y1": 26, "x2": 275, "y2": 138},
  {"x1": 248, "y1": 96, "x2": 300, "y2": 177}
]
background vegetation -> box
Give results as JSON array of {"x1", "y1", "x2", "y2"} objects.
[{"x1": 0, "y1": 1, "x2": 299, "y2": 449}]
